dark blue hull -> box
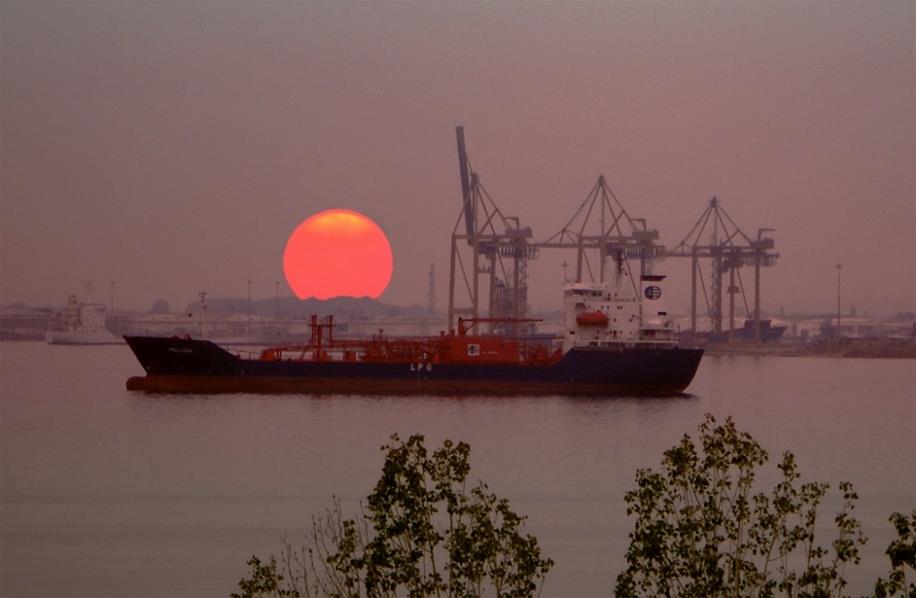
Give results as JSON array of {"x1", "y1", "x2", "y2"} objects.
[{"x1": 124, "y1": 336, "x2": 703, "y2": 396}]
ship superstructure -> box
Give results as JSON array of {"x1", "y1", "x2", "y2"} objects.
[
  {"x1": 47, "y1": 295, "x2": 122, "y2": 345},
  {"x1": 562, "y1": 274, "x2": 675, "y2": 352}
]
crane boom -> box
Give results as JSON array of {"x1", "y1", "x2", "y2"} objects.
[{"x1": 455, "y1": 126, "x2": 474, "y2": 238}]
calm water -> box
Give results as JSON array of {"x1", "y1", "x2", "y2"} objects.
[{"x1": 1, "y1": 341, "x2": 913, "y2": 597}]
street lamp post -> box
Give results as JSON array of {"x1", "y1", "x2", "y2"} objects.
[
  {"x1": 246, "y1": 280, "x2": 252, "y2": 335},
  {"x1": 836, "y1": 263, "x2": 842, "y2": 339},
  {"x1": 199, "y1": 291, "x2": 208, "y2": 338}
]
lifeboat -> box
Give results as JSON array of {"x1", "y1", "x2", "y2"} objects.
[{"x1": 576, "y1": 311, "x2": 609, "y2": 326}]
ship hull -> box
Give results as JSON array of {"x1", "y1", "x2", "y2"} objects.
[{"x1": 124, "y1": 336, "x2": 703, "y2": 396}]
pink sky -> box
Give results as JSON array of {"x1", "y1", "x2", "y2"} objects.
[{"x1": 1, "y1": 1, "x2": 913, "y2": 315}]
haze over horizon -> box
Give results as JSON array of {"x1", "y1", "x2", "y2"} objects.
[{"x1": 2, "y1": 2, "x2": 913, "y2": 316}]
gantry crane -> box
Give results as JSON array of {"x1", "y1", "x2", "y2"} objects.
[
  {"x1": 667, "y1": 197, "x2": 778, "y2": 342},
  {"x1": 447, "y1": 127, "x2": 537, "y2": 334},
  {"x1": 445, "y1": 128, "x2": 780, "y2": 344},
  {"x1": 448, "y1": 128, "x2": 664, "y2": 333},
  {"x1": 538, "y1": 175, "x2": 665, "y2": 289}
]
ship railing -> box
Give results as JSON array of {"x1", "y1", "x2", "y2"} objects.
[
  {"x1": 231, "y1": 349, "x2": 265, "y2": 360},
  {"x1": 573, "y1": 339, "x2": 678, "y2": 349}
]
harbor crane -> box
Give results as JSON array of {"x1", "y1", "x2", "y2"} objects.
[
  {"x1": 538, "y1": 175, "x2": 665, "y2": 289},
  {"x1": 667, "y1": 197, "x2": 778, "y2": 342},
  {"x1": 447, "y1": 127, "x2": 537, "y2": 334},
  {"x1": 446, "y1": 127, "x2": 779, "y2": 344},
  {"x1": 447, "y1": 128, "x2": 663, "y2": 333}
]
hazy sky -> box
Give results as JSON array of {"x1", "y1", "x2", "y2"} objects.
[{"x1": 2, "y1": 1, "x2": 913, "y2": 316}]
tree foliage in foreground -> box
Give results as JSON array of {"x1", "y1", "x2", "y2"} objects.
[
  {"x1": 233, "y1": 434, "x2": 553, "y2": 598},
  {"x1": 874, "y1": 510, "x2": 916, "y2": 598},
  {"x1": 615, "y1": 414, "x2": 867, "y2": 598}
]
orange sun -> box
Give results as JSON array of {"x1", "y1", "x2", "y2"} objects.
[{"x1": 282, "y1": 209, "x2": 393, "y2": 300}]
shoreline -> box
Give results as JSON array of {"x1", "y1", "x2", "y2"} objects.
[{"x1": 701, "y1": 337, "x2": 915, "y2": 359}]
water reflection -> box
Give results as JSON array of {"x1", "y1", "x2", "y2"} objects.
[{"x1": 1, "y1": 343, "x2": 913, "y2": 598}]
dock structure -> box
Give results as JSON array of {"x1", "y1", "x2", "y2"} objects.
[{"x1": 446, "y1": 127, "x2": 777, "y2": 342}]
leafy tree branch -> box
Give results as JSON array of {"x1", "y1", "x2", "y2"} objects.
[{"x1": 233, "y1": 434, "x2": 552, "y2": 598}]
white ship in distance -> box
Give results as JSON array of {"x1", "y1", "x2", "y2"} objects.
[{"x1": 46, "y1": 295, "x2": 123, "y2": 345}]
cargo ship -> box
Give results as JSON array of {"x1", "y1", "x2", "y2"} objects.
[{"x1": 125, "y1": 276, "x2": 703, "y2": 396}]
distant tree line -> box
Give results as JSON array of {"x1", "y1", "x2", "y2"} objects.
[{"x1": 233, "y1": 418, "x2": 915, "y2": 598}]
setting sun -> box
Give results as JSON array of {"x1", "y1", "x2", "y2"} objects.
[{"x1": 282, "y1": 209, "x2": 393, "y2": 300}]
